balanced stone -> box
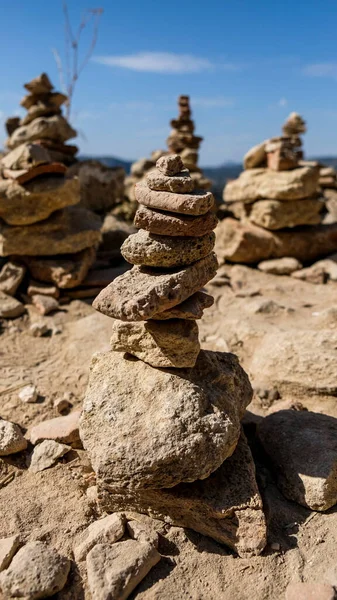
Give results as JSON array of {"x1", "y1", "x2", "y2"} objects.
[
  {"x1": 230, "y1": 197, "x2": 323, "y2": 230},
  {"x1": 157, "y1": 154, "x2": 184, "y2": 176},
  {"x1": 80, "y1": 349, "x2": 252, "y2": 489},
  {"x1": 134, "y1": 205, "x2": 218, "y2": 237},
  {"x1": 93, "y1": 252, "x2": 218, "y2": 321},
  {"x1": 1, "y1": 143, "x2": 50, "y2": 171},
  {"x1": 24, "y1": 73, "x2": 53, "y2": 94},
  {"x1": 22, "y1": 247, "x2": 96, "y2": 288},
  {"x1": 7, "y1": 115, "x2": 77, "y2": 149},
  {"x1": 135, "y1": 181, "x2": 214, "y2": 216},
  {"x1": 146, "y1": 168, "x2": 194, "y2": 193},
  {"x1": 152, "y1": 290, "x2": 213, "y2": 320},
  {"x1": 121, "y1": 229, "x2": 215, "y2": 267},
  {"x1": 110, "y1": 319, "x2": 200, "y2": 368}
]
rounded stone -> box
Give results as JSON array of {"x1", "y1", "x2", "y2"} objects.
[
  {"x1": 146, "y1": 168, "x2": 194, "y2": 193},
  {"x1": 0, "y1": 420, "x2": 27, "y2": 456},
  {"x1": 134, "y1": 205, "x2": 219, "y2": 237}
]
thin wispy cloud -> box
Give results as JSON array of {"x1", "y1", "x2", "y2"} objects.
[
  {"x1": 303, "y1": 62, "x2": 337, "y2": 80},
  {"x1": 93, "y1": 52, "x2": 215, "y2": 74},
  {"x1": 278, "y1": 97, "x2": 288, "y2": 107},
  {"x1": 192, "y1": 97, "x2": 235, "y2": 108}
]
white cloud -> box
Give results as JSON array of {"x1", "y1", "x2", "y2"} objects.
[
  {"x1": 192, "y1": 97, "x2": 235, "y2": 108},
  {"x1": 303, "y1": 62, "x2": 337, "y2": 79},
  {"x1": 93, "y1": 52, "x2": 214, "y2": 74},
  {"x1": 278, "y1": 97, "x2": 288, "y2": 107}
]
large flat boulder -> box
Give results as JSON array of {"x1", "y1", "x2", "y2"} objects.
[
  {"x1": 224, "y1": 166, "x2": 319, "y2": 203},
  {"x1": 99, "y1": 433, "x2": 267, "y2": 558},
  {"x1": 0, "y1": 206, "x2": 101, "y2": 257},
  {"x1": 230, "y1": 197, "x2": 323, "y2": 230},
  {"x1": 80, "y1": 350, "x2": 252, "y2": 490},
  {"x1": 215, "y1": 218, "x2": 337, "y2": 264}
]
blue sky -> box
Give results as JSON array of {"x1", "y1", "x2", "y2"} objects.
[{"x1": 1, "y1": 0, "x2": 337, "y2": 165}]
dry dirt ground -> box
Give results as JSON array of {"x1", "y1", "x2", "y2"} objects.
[{"x1": 1, "y1": 265, "x2": 337, "y2": 600}]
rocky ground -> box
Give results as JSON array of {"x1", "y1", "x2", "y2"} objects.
[{"x1": 1, "y1": 265, "x2": 337, "y2": 599}]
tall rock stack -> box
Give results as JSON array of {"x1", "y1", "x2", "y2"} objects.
[
  {"x1": 216, "y1": 113, "x2": 337, "y2": 267},
  {"x1": 167, "y1": 95, "x2": 211, "y2": 191},
  {"x1": 0, "y1": 74, "x2": 101, "y2": 315},
  {"x1": 122, "y1": 150, "x2": 167, "y2": 221},
  {"x1": 80, "y1": 155, "x2": 267, "y2": 558}
]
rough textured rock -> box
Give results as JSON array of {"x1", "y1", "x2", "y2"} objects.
[
  {"x1": 27, "y1": 282, "x2": 59, "y2": 298},
  {"x1": 0, "y1": 291, "x2": 25, "y2": 318},
  {"x1": 0, "y1": 176, "x2": 79, "y2": 226},
  {"x1": 258, "y1": 257, "x2": 302, "y2": 275},
  {"x1": 291, "y1": 255, "x2": 337, "y2": 284},
  {"x1": 157, "y1": 154, "x2": 184, "y2": 175},
  {"x1": 243, "y1": 141, "x2": 267, "y2": 169},
  {"x1": 146, "y1": 168, "x2": 194, "y2": 193},
  {"x1": 68, "y1": 160, "x2": 125, "y2": 212},
  {"x1": 0, "y1": 206, "x2": 101, "y2": 257},
  {"x1": 230, "y1": 197, "x2": 323, "y2": 230},
  {"x1": 31, "y1": 294, "x2": 59, "y2": 315},
  {"x1": 7, "y1": 115, "x2": 77, "y2": 149},
  {"x1": 215, "y1": 218, "x2": 337, "y2": 264},
  {"x1": 0, "y1": 261, "x2": 26, "y2": 295},
  {"x1": 224, "y1": 166, "x2": 319, "y2": 203},
  {"x1": 0, "y1": 541, "x2": 70, "y2": 599},
  {"x1": 121, "y1": 229, "x2": 215, "y2": 267},
  {"x1": 28, "y1": 410, "x2": 81, "y2": 447},
  {"x1": 126, "y1": 521, "x2": 159, "y2": 548},
  {"x1": 152, "y1": 291, "x2": 213, "y2": 320},
  {"x1": 0, "y1": 536, "x2": 20, "y2": 572},
  {"x1": 18, "y1": 385, "x2": 38, "y2": 404},
  {"x1": 134, "y1": 205, "x2": 218, "y2": 237},
  {"x1": 73, "y1": 513, "x2": 125, "y2": 562},
  {"x1": 80, "y1": 350, "x2": 252, "y2": 490},
  {"x1": 93, "y1": 253, "x2": 218, "y2": 321},
  {"x1": 0, "y1": 420, "x2": 27, "y2": 456},
  {"x1": 110, "y1": 319, "x2": 200, "y2": 368},
  {"x1": 249, "y1": 330, "x2": 337, "y2": 397},
  {"x1": 258, "y1": 410, "x2": 337, "y2": 511},
  {"x1": 99, "y1": 434, "x2": 266, "y2": 558},
  {"x1": 285, "y1": 582, "x2": 336, "y2": 600},
  {"x1": 86, "y1": 541, "x2": 161, "y2": 600},
  {"x1": 22, "y1": 247, "x2": 96, "y2": 289},
  {"x1": 100, "y1": 215, "x2": 136, "y2": 259},
  {"x1": 29, "y1": 440, "x2": 70, "y2": 473},
  {"x1": 135, "y1": 181, "x2": 214, "y2": 216}
]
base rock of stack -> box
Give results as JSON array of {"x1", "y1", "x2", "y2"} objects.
[
  {"x1": 0, "y1": 176, "x2": 79, "y2": 226},
  {"x1": 98, "y1": 433, "x2": 266, "y2": 558},
  {"x1": 152, "y1": 290, "x2": 213, "y2": 320},
  {"x1": 80, "y1": 349, "x2": 253, "y2": 490},
  {"x1": 0, "y1": 206, "x2": 101, "y2": 256},
  {"x1": 110, "y1": 319, "x2": 200, "y2": 368},
  {"x1": 135, "y1": 181, "x2": 214, "y2": 215},
  {"x1": 224, "y1": 166, "x2": 319, "y2": 203},
  {"x1": 93, "y1": 252, "x2": 218, "y2": 321},
  {"x1": 22, "y1": 247, "x2": 96, "y2": 289},
  {"x1": 134, "y1": 205, "x2": 218, "y2": 237},
  {"x1": 215, "y1": 218, "x2": 337, "y2": 264},
  {"x1": 121, "y1": 229, "x2": 215, "y2": 267},
  {"x1": 230, "y1": 197, "x2": 323, "y2": 230}
]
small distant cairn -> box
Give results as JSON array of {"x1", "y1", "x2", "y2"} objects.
[
  {"x1": 0, "y1": 73, "x2": 101, "y2": 318},
  {"x1": 216, "y1": 112, "x2": 337, "y2": 276},
  {"x1": 80, "y1": 154, "x2": 267, "y2": 558}
]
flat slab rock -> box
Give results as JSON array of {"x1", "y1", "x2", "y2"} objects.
[
  {"x1": 121, "y1": 229, "x2": 215, "y2": 267},
  {"x1": 22, "y1": 246, "x2": 96, "y2": 289},
  {"x1": 74, "y1": 513, "x2": 125, "y2": 562},
  {"x1": 0, "y1": 261, "x2": 26, "y2": 295},
  {"x1": 99, "y1": 433, "x2": 266, "y2": 558},
  {"x1": 152, "y1": 290, "x2": 213, "y2": 320},
  {"x1": 80, "y1": 349, "x2": 252, "y2": 490},
  {"x1": 135, "y1": 181, "x2": 214, "y2": 216},
  {"x1": 146, "y1": 167, "x2": 194, "y2": 193},
  {"x1": 0, "y1": 175, "x2": 79, "y2": 226},
  {"x1": 0, "y1": 419, "x2": 27, "y2": 456},
  {"x1": 258, "y1": 410, "x2": 337, "y2": 511},
  {"x1": 28, "y1": 410, "x2": 81, "y2": 447},
  {"x1": 230, "y1": 197, "x2": 323, "y2": 230},
  {"x1": 0, "y1": 536, "x2": 21, "y2": 572},
  {"x1": 134, "y1": 204, "x2": 218, "y2": 237},
  {"x1": 110, "y1": 319, "x2": 200, "y2": 368},
  {"x1": 0, "y1": 206, "x2": 101, "y2": 257},
  {"x1": 215, "y1": 218, "x2": 337, "y2": 264},
  {"x1": 93, "y1": 252, "x2": 218, "y2": 321},
  {"x1": 224, "y1": 166, "x2": 319, "y2": 203},
  {"x1": 86, "y1": 540, "x2": 161, "y2": 600},
  {"x1": 258, "y1": 257, "x2": 302, "y2": 275}
]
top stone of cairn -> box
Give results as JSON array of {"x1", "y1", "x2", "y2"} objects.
[
  {"x1": 157, "y1": 154, "x2": 184, "y2": 176},
  {"x1": 24, "y1": 73, "x2": 54, "y2": 95}
]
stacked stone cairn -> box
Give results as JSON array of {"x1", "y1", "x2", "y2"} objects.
[
  {"x1": 0, "y1": 74, "x2": 101, "y2": 318},
  {"x1": 121, "y1": 150, "x2": 166, "y2": 221},
  {"x1": 216, "y1": 112, "x2": 337, "y2": 271},
  {"x1": 80, "y1": 154, "x2": 267, "y2": 558}
]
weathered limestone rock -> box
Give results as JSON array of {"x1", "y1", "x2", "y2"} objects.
[
  {"x1": 152, "y1": 290, "x2": 213, "y2": 320},
  {"x1": 0, "y1": 291, "x2": 25, "y2": 318},
  {"x1": 93, "y1": 253, "x2": 218, "y2": 321},
  {"x1": 0, "y1": 261, "x2": 26, "y2": 295},
  {"x1": 0, "y1": 206, "x2": 101, "y2": 257},
  {"x1": 99, "y1": 434, "x2": 266, "y2": 558},
  {"x1": 68, "y1": 160, "x2": 125, "y2": 212},
  {"x1": 7, "y1": 115, "x2": 77, "y2": 149},
  {"x1": 215, "y1": 218, "x2": 337, "y2": 264},
  {"x1": 224, "y1": 166, "x2": 319, "y2": 203},
  {"x1": 1, "y1": 143, "x2": 50, "y2": 171},
  {"x1": 110, "y1": 319, "x2": 200, "y2": 368},
  {"x1": 243, "y1": 141, "x2": 267, "y2": 169},
  {"x1": 0, "y1": 420, "x2": 27, "y2": 455},
  {"x1": 0, "y1": 541, "x2": 70, "y2": 599},
  {"x1": 126, "y1": 520, "x2": 159, "y2": 548},
  {"x1": 29, "y1": 439, "x2": 70, "y2": 473},
  {"x1": 135, "y1": 181, "x2": 214, "y2": 216},
  {"x1": 134, "y1": 205, "x2": 218, "y2": 237},
  {"x1": 146, "y1": 168, "x2": 194, "y2": 193},
  {"x1": 86, "y1": 541, "x2": 160, "y2": 600},
  {"x1": 0, "y1": 175, "x2": 79, "y2": 225},
  {"x1": 31, "y1": 294, "x2": 59, "y2": 315},
  {"x1": 0, "y1": 536, "x2": 21, "y2": 572},
  {"x1": 121, "y1": 229, "x2": 215, "y2": 267},
  {"x1": 258, "y1": 257, "x2": 302, "y2": 275},
  {"x1": 28, "y1": 410, "x2": 81, "y2": 447},
  {"x1": 27, "y1": 281, "x2": 59, "y2": 298},
  {"x1": 22, "y1": 247, "x2": 96, "y2": 289},
  {"x1": 157, "y1": 154, "x2": 184, "y2": 176},
  {"x1": 74, "y1": 513, "x2": 125, "y2": 562},
  {"x1": 230, "y1": 197, "x2": 323, "y2": 230},
  {"x1": 80, "y1": 350, "x2": 252, "y2": 490},
  {"x1": 258, "y1": 410, "x2": 337, "y2": 511},
  {"x1": 18, "y1": 385, "x2": 38, "y2": 404},
  {"x1": 291, "y1": 255, "x2": 337, "y2": 284}
]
